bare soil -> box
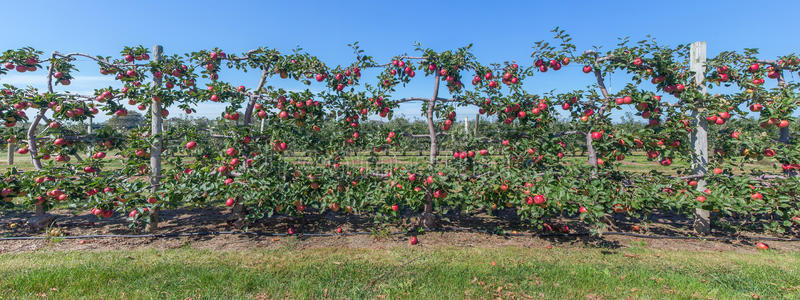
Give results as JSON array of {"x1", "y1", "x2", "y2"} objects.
[{"x1": 1, "y1": 207, "x2": 799, "y2": 254}]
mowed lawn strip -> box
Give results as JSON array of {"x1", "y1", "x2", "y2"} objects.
[{"x1": 1, "y1": 245, "x2": 799, "y2": 299}]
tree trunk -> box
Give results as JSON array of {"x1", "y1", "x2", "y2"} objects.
[
  {"x1": 236, "y1": 67, "x2": 270, "y2": 228},
  {"x1": 585, "y1": 133, "x2": 597, "y2": 167},
  {"x1": 27, "y1": 110, "x2": 46, "y2": 216},
  {"x1": 243, "y1": 68, "x2": 269, "y2": 127},
  {"x1": 421, "y1": 74, "x2": 441, "y2": 228}
]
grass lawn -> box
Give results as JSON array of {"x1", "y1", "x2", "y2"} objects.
[{"x1": 1, "y1": 245, "x2": 799, "y2": 299}]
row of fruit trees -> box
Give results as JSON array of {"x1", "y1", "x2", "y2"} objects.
[{"x1": 1, "y1": 29, "x2": 799, "y2": 235}]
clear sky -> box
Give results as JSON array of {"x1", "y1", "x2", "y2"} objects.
[{"x1": 2, "y1": 0, "x2": 799, "y2": 121}]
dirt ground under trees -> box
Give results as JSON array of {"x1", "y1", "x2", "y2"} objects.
[{"x1": 1, "y1": 207, "x2": 799, "y2": 253}]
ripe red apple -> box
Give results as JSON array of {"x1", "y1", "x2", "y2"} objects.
[
  {"x1": 226, "y1": 197, "x2": 235, "y2": 207},
  {"x1": 408, "y1": 173, "x2": 417, "y2": 181},
  {"x1": 751, "y1": 193, "x2": 763, "y2": 200},
  {"x1": 391, "y1": 204, "x2": 399, "y2": 211},
  {"x1": 582, "y1": 65, "x2": 592, "y2": 73},
  {"x1": 409, "y1": 236, "x2": 419, "y2": 245},
  {"x1": 186, "y1": 141, "x2": 197, "y2": 150},
  {"x1": 756, "y1": 242, "x2": 769, "y2": 250}
]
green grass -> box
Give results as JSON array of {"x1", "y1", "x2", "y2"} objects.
[{"x1": 1, "y1": 245, "x2": 799, "y2": 299}]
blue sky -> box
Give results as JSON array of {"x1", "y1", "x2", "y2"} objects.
[{"x1": 2, "y1": 0, "x2": 799, "y2": 122}]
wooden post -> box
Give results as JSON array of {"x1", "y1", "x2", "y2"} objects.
[
  {"x1": 464, "y1": 116, "x2": 469, "y2": 136},
  {"x1": 690, "y1": 41, "x2": 710, "y2": 235},
  {"x1": 147, "y1": 44, "x2": 163, "y2": 232},
  {"x1": 474, "y1": 114, "x2": 479, "y2": 136},
  {"x1": 7, "y1": 142, "x2": 14, "y2": 165}
]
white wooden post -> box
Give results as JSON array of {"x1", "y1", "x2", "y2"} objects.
[
  {"x1": 474, "y1": 113, "x2": 479, "y2": 136},
  {"x1": 464, "y1": 117, "x2": 469, "y2": 136},
  {"x1": 6, "y1": 142, "x2": 14, "y2": 165},
  {"x1": 690, "y1": 41, "x2": 710, "y2": 235},
  {"x1": 147, "y1": 44, "x2": 163, "y2": 232}
]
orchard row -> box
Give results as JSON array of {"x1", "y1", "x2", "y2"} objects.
[{"x1": 1, "y1": 30, "x2": 799, "y2": 234}]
